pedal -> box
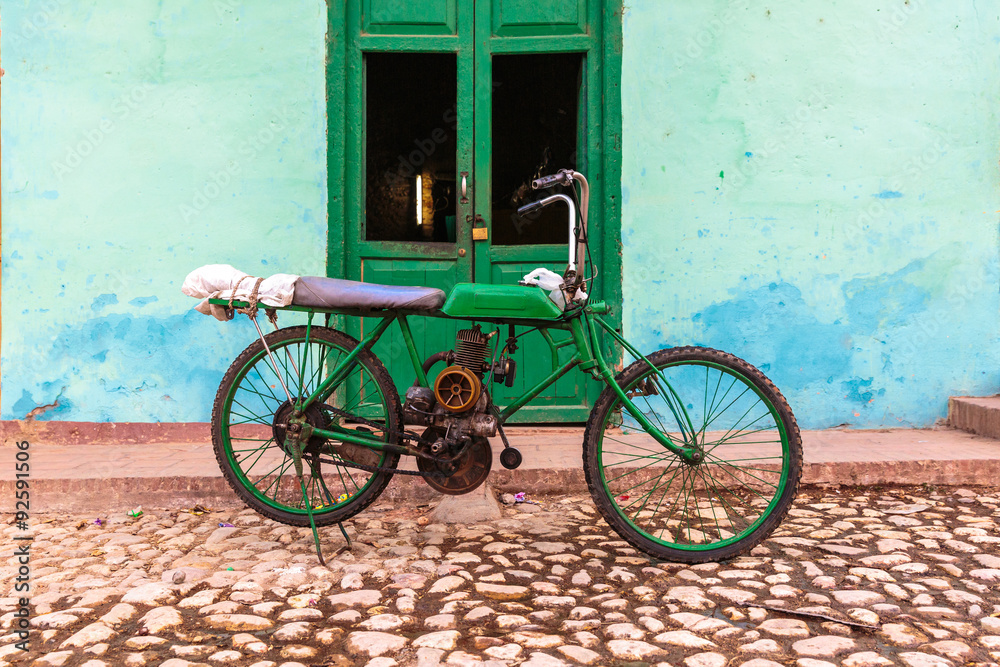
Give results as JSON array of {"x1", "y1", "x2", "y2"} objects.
[{"x1": 499, "y1": 447, "x2": 522, "y2": 470}]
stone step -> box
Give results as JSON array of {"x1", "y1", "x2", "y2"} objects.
[{"x1": 948, "y1": 395, "x2": 1000, "y2": 439}]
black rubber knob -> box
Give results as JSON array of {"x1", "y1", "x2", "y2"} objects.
[{"x1": 499, "y1": 447, "x2": 522, "y2": 470}]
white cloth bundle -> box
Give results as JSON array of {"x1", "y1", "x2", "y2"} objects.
[
  {"x1": 520, "y1": 267, "x2": 588, "y2": 309},
  {"x1": 182, "y1": 264, "x2": 299, "y2": 321}
]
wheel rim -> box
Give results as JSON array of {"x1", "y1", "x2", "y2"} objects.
[
  {"x1": 220, "y1": 335, "x2": 392, "y2": 516},
  {"x1": 597, "y1": 359, "x2": 790, "y2": 552}
]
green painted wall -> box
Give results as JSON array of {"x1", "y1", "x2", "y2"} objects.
[
  {"x1": 621, "y1": 1, "x2": 1000, "y2": 428},
  {"x1": 1, "y1": 0, "x2": 328, "y2": 421},
  {"x1": 4, "y1": 1, "x2": 999, "y2": 428}
]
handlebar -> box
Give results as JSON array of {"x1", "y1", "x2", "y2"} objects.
[
  {"x1": 516, "y1": 200, "x2": 546, "y2": 217},
  {"x1": 516, "y1": 168, "x2": 591, "y2": 297},
  {"x1": 531, "y1": 170, "x2": 573, "y2": 190}
]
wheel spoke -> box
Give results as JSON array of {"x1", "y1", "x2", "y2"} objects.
[
  {"x1": 704, "y1": 453, "x2": 779, "y2": 500},
  {"x1": 601, "y1": 435, "x2": 672, "y2": 456},
  {"x1": 251, "y1": 367, "x2": 283, "y2": 404},
  {"x1": 709, "y1": 413, "x2": 774, "y2": 451},
  {"x1": 693, "y1": 464, "x2": 726, "y2": 540},
  {"x1": 236, "y1": 438, "x2": 274, "y2": 474},
  {"x1": 701, "y1": 375, "x2": 739, "y2": 432},
  {"x1": 701, "y1": 385, "x2": 752, "y2": 433},
  {"x1": 215, "y1": 329, "x2": 398, "y2": 523},
  {"x1": 601, "y1": 452, "x2": 673, "y2": 473},
  {"x1": 624, "y1": 462, "x2": 675, "y2": 522},
  {"x1": 591, "y1": 351, "x2": 798, "y2": 559}
]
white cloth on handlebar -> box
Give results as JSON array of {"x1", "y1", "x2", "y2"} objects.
[
  {"x1": 521, "y1": 268, "x2": 563, "y2": 291},
  {"x1": 522, "y1": 267, "x2": 570, "y2": 310},
  {"x1": 521, "y1": 267, "x2": 589, "y2": 310},
  {"x1": 182, "y1": 264, "x2": 299, "y2": 321}
]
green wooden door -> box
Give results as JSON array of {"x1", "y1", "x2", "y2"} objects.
[{"x1": 330, "y1": 0, "x2": 622, "y2": 423}]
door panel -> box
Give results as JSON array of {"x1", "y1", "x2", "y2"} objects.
[
  {"x1": 475, "y1": 3, "x2": 602, "y2": 421},
  {"x1": 340, "y1": 0, "x2": 610, "y2": 423},
  {"x1": 489, "y1": 53, "x2": 584, "y2": 246},
  {"x1": 345, "y1": 4, "x2": 476, "y2": 407},
  {"x1": 364, "y1": 0, "x2": 458, "y2": 36},
  {"x1": 492, "y1": 0, "x2": 588, "y2": 36},
  {"x1": 365, "y1": 53, "x2": 459, "y2": 243},
  {"x1": 360, "y1": 52, "x2": 467, "y2": 389}
]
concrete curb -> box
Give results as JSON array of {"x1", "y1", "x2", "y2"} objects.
[
  {"x1": 948, "y1": 396, "x2": 1000, "y2": 440},
  {"x1": 8, "y1": 456, "x2": 1000, "y2": 513}
]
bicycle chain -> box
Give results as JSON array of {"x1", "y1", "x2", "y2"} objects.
[
  {"x1": 313, "y1": 453, "x2": 443, "y2": 479},
  {"x1": 318, "y1": 403, "x2": 423, "y2": 446}
]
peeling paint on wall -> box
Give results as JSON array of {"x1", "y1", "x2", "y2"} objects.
[
  {"x1": 4, "y1": 1, "x2": 1000, "y2": 428},
  {"x1": 622, "y1": 1, "x2": 1000, "y2": 428},
  {"x1": 1, "y1": 0, "x2": 328, "y2": 422}
]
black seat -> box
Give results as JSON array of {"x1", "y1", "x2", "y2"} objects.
[{"x1": 292, "y1": 276, "x2": 446, "y2": 312}]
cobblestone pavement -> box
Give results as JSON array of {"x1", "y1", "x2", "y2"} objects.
[{"x1": 3, "y1": 485, "x2": 1000, "y2": 667}]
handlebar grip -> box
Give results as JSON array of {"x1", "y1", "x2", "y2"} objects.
[
  {"x1": 517, "y1": 200, "x2": 545, "y2": 216},
  {"x1": 531, "y1": 173, "x2": 566, "y2": 190}
]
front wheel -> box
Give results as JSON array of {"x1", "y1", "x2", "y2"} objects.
[{"x1": 583, "y1": 346, "x2": 802, "y2": 563}]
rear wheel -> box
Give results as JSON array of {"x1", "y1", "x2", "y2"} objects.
[
  {"x1": 211, "y1": 326, "x2": 401, "y2": 526},
  {"x1": 583, "y1": 346, "x2": 801, "y2": 563}
]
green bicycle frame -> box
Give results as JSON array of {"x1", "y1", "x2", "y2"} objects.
[{"x1": 212, "y1": 299, "x2": 700, "y2": 463}]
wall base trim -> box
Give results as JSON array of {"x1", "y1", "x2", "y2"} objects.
[{"x1": 1, "y1": 420, "x2": 210, "y2": 445}]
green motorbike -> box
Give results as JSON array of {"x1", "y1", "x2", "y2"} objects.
[{"x1": 207, "y1": 169, "x2": 802, "y2": 564}]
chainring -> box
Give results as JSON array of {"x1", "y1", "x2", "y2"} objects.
[{"x1": 417, "y1": 427, "x2": 493, "y2": 495}]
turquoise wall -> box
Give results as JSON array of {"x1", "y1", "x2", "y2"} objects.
[
  {"x1": 4, "y1": 1, "x2": 999, "y2": 428},
  {"x1": 1, "y1": 0, "x2": 328, "y2": 421},
  {"x1": 622, "y1": 1, "x2": 1000, "y2": 428}
]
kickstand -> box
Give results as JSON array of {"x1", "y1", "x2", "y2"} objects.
[
  {"x1": 287, "y1": 438, "x2": 326, "y2": 566},
  {"x1": 333, "y1": 521, "x2": 353, "y2": 558},
  {"x1": 299, "y1": 479, "x2": 326, "y2": 566}
]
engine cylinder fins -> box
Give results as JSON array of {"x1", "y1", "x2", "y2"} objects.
[
  {"x1": 433, "y1": 365, "x2": 482, "y2": 413},
  {"x1": 454, "y1": 326, "x2": 493, "y2": 376}
]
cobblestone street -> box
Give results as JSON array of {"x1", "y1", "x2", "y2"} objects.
[{"x1": 3, "y1": 485, "x2": 1000, "y2": 667}]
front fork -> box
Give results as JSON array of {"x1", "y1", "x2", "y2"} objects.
[{"x1": 585, "y1": 312, "x2": 704, "y2": 465}]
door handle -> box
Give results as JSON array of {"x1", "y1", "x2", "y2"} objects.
[{"x1": 460, "y1": 171, "x2": 469, "y2": 204}]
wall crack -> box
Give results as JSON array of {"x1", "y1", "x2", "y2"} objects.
[{"x1": 24, "y1": 387, "x2": 67, "y2": 421}]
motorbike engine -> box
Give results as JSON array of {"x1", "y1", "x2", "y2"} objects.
[
  {"x1": 403, "y1": 325, "x2": 505, "y2": 494},
  {"x1": 403, "y1": 325, "x2": 500, "y2": 438}
]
